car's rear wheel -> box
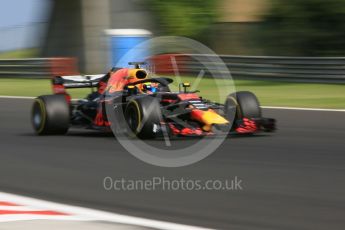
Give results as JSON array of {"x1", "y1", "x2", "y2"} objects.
[
  {"x1": 31, "y1": 94, "x2": 70, "y2": 135},
  {"x1": 124, "y1": 97, "x2": 162, "y2": 139}
]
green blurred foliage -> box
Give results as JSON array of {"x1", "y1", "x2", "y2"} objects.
[
  {"x1": 149, "y1": 0, "x2": 219, "y2": 39},
  {"x1": 0, "y1": 48, "x2": 38, "y2": 59},
  {"x1": 261, "y1": 0, "x2": 345, "y2": 56}
]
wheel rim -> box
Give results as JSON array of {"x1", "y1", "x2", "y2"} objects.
[
  {"x1": 33, "y1": 112, "x2": 41, "y2": 128},
  {"x1": 32, "y1": 101, "x2": 43, "y2": 130},
  {"x1": 126, "y1": 106, "x2": 139, "y2": 133}
]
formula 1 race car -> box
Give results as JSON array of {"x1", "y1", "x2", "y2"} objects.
[{"x1": 31, "y1": 62, "x2": 275, "y2": 138}]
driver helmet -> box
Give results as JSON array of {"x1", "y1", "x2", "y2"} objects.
[{"x1": 142, "y1": 82, "x2": 158, "y2": 93}]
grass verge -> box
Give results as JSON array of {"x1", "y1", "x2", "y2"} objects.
[
  {"x1": 0, "y1": 48, "x2": 38, "y2": 59},
  {"x1": 0, "y1": 78, "x2": 344, "y2": 109}
]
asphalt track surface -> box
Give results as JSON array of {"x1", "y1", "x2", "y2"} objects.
[{"x1": 0, "y1": 98, "x2": 344, "y2": 229}]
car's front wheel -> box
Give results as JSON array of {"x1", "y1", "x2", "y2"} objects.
[
  {"x1": 124, "y1": 97, "x2": 162, "y2": 139},
  {"x1": 225, "y1": 91, "x2": 262, "y2": 120}
]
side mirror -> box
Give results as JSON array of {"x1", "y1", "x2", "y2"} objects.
[{"x1": 179, "y1": 82, "x2": 191, "y2": 93}]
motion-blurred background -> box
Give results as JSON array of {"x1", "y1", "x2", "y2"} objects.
[
  {"x1": 0, "y1": 0, "x2": 344, "y2": 108},
  {"x1": 3, "y1": 0, "x2": 345, "y2": 68},
  {"x1": 0, "y1": 2, "x2": 344, "y2": 229}
]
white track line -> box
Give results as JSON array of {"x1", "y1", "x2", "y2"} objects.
[
  {"x1": 261, "y1": 106, "x2": 345, "y2": 112},
  {"x1": 0, "y1": 192, "x2": 211, "y2": 230},
  {"x1": 0, "y1": 95, "x2": 344, "y2": 112},
  {"x1": 0, "y1": 215, "x2": 94, "y2": 222},
  {"x1": 0, "y1": 206, "x2": 45, "y2": 211},
  {"x1": 0, "y1": 95, "x2": 35, "y2": 99}
]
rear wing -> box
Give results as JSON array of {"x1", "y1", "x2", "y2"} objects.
[
  {"x1": 53, "y1": 74, "x2": 105, "y2": 89},
  {"x1": 52, "y1": 74, "x2": 108, "y2": 96}
]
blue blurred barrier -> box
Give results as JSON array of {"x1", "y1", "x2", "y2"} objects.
[{"x1": 105, "y1": 29, "x2": 151, "y2": 68}]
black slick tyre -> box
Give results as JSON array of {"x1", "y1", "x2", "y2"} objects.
[
  {"x1": 227, "y1": 91, "x2": 261, "y2": 119},
  {"x1": 124, "y1": 97, "x2": 162, "y2": 139},
  {"x1": 31, "y1": 94, "x2": 70, "y2": 135}
]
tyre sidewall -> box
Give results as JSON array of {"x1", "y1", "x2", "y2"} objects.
[
  {"x1": 125, "y1": 97, "x2": 162, "y2": 139},
  {"x1": 32, "y1": 94, "x2": 70, "y2": 135}
]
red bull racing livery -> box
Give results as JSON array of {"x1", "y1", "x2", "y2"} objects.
[{"x1": 31, "y1": 62, "x2": 275, "y2": 138}]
